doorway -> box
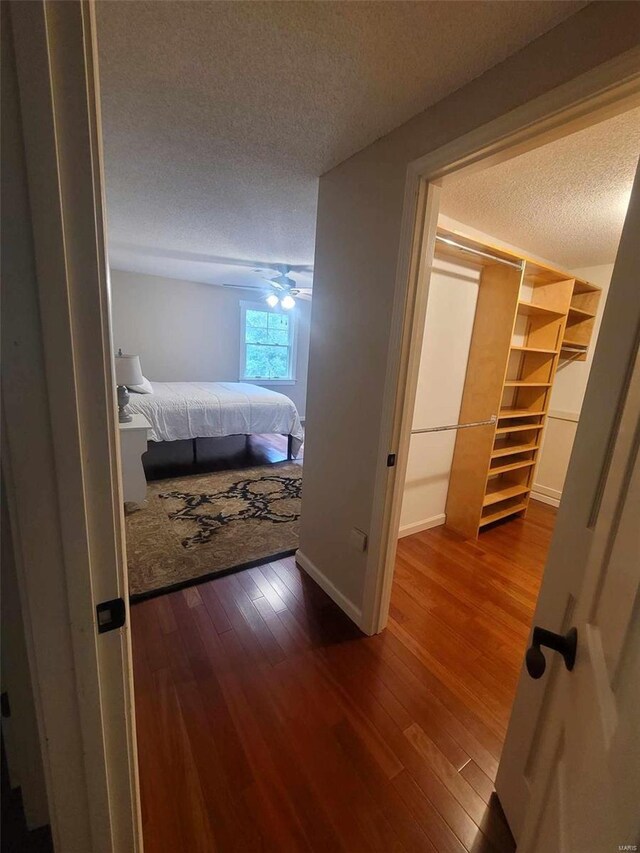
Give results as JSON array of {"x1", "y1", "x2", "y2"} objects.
[{"x1": 370, "y1": 94, "x2": 640, "y2": 844}]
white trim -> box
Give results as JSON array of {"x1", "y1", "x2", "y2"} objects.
[
  {"x1": 295, "y1": 550, "x2": 364, "y2": 631},
  {"x1": 5, "y1": 2, "x2": 141, "y2": 850},
  {"x1": 547, "y1": 409, "x2": 580, "y2": 423},
  {"x1": 530, "y1": 486, "x2": 562, "y2": 508},
  {"x1": 398, "y1": 513, "x2": 446, "y2": 538},
  {"x1": 247, "y1": 379, "x2": 297, "y2": 387},
  {"x1": 239, "y1": 300, "x2": 297, "y2": 383},
  {"x1": 363, "y1": 49, "x2": 640, "y2": 636}
]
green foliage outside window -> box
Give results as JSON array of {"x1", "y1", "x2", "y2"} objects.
[{"x1": 243, "y1": 308, "x2": 292, "y2": 380}]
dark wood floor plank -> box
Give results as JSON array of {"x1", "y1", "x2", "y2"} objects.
[
  {"x1": 404, "y1": 723, "x2": 514, "y2": 852},
  {"x1": 333, "y1": 718, "x2": 438, "y2": 853},
  {"x1": 235, "y1": 567, "x2": 265, "y2": 601},
  {"x1": 313, "y1": 642, "x2": 502, "y2": 852},
  {"x1": 248, "y1": 565, "x2": 288, "y2": 612},
  {"x1": 339, "y1": 637, "x2": 474, "y2": 773},
  {"x1": 131, "y1": 477, "x2": 550, "y2": 852},
  {"x1": 367, "y1": 633, "x2": 501, "y2": 779},
  {"x1": 265, "y1": 658, "x2": 407, "y2": 852},
  {"x1": 460, "y1": 760, "x2": 495, "y2": 806},
  {"x1": 198, "y1": 580, "x2": 234, "y2": 634},
  {"x1": 224, "y1": 573, "x2": 288, "y2": 666}
]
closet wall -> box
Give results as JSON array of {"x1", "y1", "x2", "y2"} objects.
[
  {"x1": 399, "y1": 258, "x2": 479, "y2": 536},
  {"x1": 400, "y1": 223, "x2": 609, "y2": 536}
]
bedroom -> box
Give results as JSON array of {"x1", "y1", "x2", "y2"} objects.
[
  {"x1": 99, "y1": 0, "x2": 319, "y2": 598},
  {"x1": 110, "y1": 264, "x2": 310, "y2": 599}
]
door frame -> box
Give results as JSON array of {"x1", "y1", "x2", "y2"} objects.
[
  {"x1": 3, "y1": 2, "x2": 141, "y2": 850},
  {"x1": 361, "y1": 48, "x2": 640, "y2": 635}
]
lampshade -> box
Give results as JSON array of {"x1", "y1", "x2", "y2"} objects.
[{"x1": 115, "y1": 352, "x2": 143, "y2": 387}]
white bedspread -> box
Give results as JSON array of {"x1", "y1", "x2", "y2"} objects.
[{"x1": 127, "y1": 381, "x2": 304, "y2": 457}]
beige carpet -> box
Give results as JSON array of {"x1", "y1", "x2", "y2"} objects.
[{"x1": 126, "y1": 462, "x2": 302, "y2": 600}]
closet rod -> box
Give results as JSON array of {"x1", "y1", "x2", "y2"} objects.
[
  {"x1": 412, "y1": 414, "x2": 497, "y2": 435},
  {"x1": 435, "y1": 236, "x2": 524, "y2": 270}
]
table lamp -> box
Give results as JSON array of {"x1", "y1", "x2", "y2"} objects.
[{"x1": 114, "y1": 349, "x2": 143, "y2": 423}]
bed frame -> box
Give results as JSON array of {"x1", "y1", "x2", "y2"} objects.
[
  {"x1": 190, "y1": 434, "x2": 294, "y2": 463},
  {"x1": 142, "y1": 433, "x2": 295, "y2": 479}
]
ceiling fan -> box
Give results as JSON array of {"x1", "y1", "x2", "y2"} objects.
[{"x1": 221, "y1": 265, "x2": 313, "y2": 309}]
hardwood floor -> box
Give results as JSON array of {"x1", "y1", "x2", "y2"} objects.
[{"x1": 131, "y1": 499, "x2": 555, "y2": 852}]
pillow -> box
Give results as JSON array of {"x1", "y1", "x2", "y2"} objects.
[{"x1": 127, "y1": 376, "x2": 153, "y2": 394}]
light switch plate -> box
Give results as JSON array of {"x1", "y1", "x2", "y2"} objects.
[{"x1": 350, "y1": 527, "x2": 368, "y2": 553}]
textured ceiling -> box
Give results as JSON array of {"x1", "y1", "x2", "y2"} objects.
[
  {"x1": 96, "y1": 0, "x2": 586, "y2": 283},
  {"x1": 441, "y1": 107, "x2": 640, "y2": 268}
]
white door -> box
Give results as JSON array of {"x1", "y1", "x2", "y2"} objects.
[
  {"x1": 6, "y1": 2, "x2": 142, "y2": 850},
  {"x1": 496, "y1": 166, "x2": 640, "y2": 849}
]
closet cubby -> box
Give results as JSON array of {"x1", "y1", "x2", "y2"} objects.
[
  {"x1": 441, "y1": 227, "x2": 601, "y2": 538},
  {"x1": 561, "y1": 280, "x2": 601, "y2": 361}
]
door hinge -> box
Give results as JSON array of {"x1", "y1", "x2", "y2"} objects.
[
  {"x1": 387, "y1": 453, "x2": 396, "y2": 467},
  {"x1": 96, "y1": 598, "x2": 126, "y2": 634}
]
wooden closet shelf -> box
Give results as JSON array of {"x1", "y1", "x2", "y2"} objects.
[
  {"x1": 517, "y1": 301, "x2": 564, "y2": 318},
  {"x1": 479, "y1": 500, "x2": 528, "y2": 527},
  {"x1": 573, "y1": 280, "x2": 601, "y2": 295},
  {"x1": 483, "y1": 481, "x2": 530, "y2": 507},
  {"x1": 495, "y1": 422, "x2": 544, "y2": 435},
  {"x1": 443, "y1": 227, "x2": 601, "y2": 540},
  {"x1": 489, "y1": 459, "x2": 536, "y2": 476},
  {"x1": 492, "y1": 438, "x2": 540, "y2": 458},
  {"x1": 510, "y1": 345, "x2": 558, "y2": 355},
  {"x1": 568, "y1": 306, "x2": 596, "y2": 319},
  {"x1": 499, "y1": 407, "x2": 547, "y2": 419},
  {"x1": 503, "y1": 381, "x2": 552, "y2": 388}
]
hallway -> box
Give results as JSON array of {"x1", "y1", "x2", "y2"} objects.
[{"x1": 131, "y1": 501, "x2": 554, "y2": 852}]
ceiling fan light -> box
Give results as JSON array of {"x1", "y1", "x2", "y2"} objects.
[
  {"x1": 265, "y1": 293, "x2": 279, "y2": 308},
  {"x1": 281, "y1": 294, "x2": 295, "y2": 310}
]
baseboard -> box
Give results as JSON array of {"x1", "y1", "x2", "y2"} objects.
[
  {"x1": 398, "y1": 513, "x2": 446, "y2": 539},
  {"x1": 295, "y1": 550, "x2": 363, "y2": 629},
  {"x1": 531, "y1": 484, "x2": 562, "y2": 508}
]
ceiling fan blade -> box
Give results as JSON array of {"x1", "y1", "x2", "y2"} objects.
[
  {"x1": 221, "y1": 282, "x2": 264, "y2": 290},
  {"x1": 295, "y1": 292, "x2": 312, "y2": 301}
]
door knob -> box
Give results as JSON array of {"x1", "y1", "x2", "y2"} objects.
[{"x1": 525, "y1": 626, "x2": 577, "y2": 679}]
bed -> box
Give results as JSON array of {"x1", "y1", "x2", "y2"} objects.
[{"x1": 127, "y1": 381, "x2": 304, "y2": 461}]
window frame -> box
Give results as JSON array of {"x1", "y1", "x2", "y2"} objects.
[{"x1": 239, "y1": 300, "x2": 297, "y2": 385}]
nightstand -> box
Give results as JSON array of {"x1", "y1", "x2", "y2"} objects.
[{"x1": 118, "y1": 413, "x2": 152, "y2": 505}]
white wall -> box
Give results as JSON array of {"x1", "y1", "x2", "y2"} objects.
[
  {"x1": 109, "y1": 269, "x2": 311, "y2": 417},
  {"x1": 298, "y1": 4, "x2": 638, "y2": 621},
  {"x1": 399, "y1": 259, "x2": 480, "y2": 536}
]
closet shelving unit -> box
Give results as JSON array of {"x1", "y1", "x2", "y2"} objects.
[{"x1": 437, "y1": 228, "x2": 601, "y2": 539}]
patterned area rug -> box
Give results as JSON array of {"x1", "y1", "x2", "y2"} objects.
[{"x1": 126, "y1": 462, "x2": 302, "y2": 600}]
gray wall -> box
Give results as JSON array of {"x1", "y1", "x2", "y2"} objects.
[
  {"x1": 299, "y1": 3, "x2": 640, "y2": 615},
  {"x1": 110, "y1": 269, "x2": 311, "y2": 417}
]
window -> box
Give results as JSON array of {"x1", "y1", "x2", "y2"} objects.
[{"x1": 240, "y1": 302, "x2": 296, "y2": 383}]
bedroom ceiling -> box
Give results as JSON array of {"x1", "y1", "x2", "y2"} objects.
[
  {"x1": 440, "y1": 107, "x2": 640, "y2": 269},
  {"x1": 96, "y1": 0, "x2": 586, "y2": 286}
]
